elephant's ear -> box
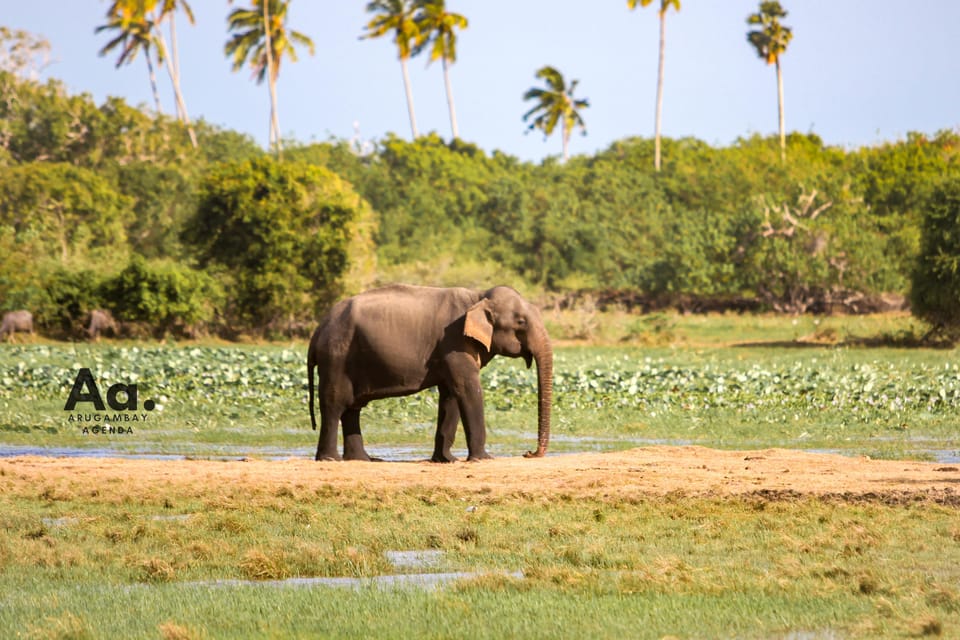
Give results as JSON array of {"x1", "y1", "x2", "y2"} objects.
[{"x1": 463, "y1": 301, "x2": 493, "y2": 352}]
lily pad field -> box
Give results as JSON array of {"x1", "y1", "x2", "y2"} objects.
[{"x1": 2, "y1": 313, "x2": 960, "y2": 638}]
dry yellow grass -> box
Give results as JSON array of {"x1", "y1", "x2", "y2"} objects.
[{"x1": 2, "y1": 446, "x2": 958, "y2": 505}]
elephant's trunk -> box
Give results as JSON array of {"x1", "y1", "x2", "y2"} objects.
[{"x1": 524, "y1": 326, "x2": 552, "y2": 458}]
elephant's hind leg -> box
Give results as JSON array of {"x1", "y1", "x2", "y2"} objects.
[
  {"x1": 316, "y1": 405, "x2": 342, "y2": 461},
  {"x1": 342, "y1": 408, "x2": 378, "y2": 461}
]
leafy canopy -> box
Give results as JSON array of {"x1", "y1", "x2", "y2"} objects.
[
  {"x1": 413, "y1": 0, "x2": 468, "y2": 64},
  {"x1": 225, "y1": 0, "x2": 315, "y2": 84},
  {"x1": 362, "y1": 0, "x2": 425, "y2": 60},
  {"x1": 746, "y1": 1, "x2": 792, "y2": 65},
  {"x1": 522, "y1": 66, "x2": 589, "y2": 140},
  {"x1": 627, "y1": 0, "x2": 681, "y2": 16}
]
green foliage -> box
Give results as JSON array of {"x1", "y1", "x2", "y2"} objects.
[
  {"x1": 335, "y1": 134, "x2": 500, "y2": 267},
  {"x1": 911, "y1": 177, "x2": 960, "y2": 335},
  {"x1": 101, "y1": 256, "x2": 222, "y2": 332},
  {"x1": 38, "y1": 267, "x2": 106, "y2": 336},
  {"x1": 105, "y1": 162, "x2": 195, "y2": 259},
  {"x1": 0, "y1": 225, "x2": 46, "y2": 311},
  {"x1": 851, "y1": 130, "x2": 959, "y2": 281},
  {"x1": 0, "y1": 71, "x2": 258, "y2": 171},
  {"x1": 185, "y1": 158, "x2": 366, "y2": 327},
  {"x1": 5, "y1": 67, "x2": 960, "y2": 334},
  {"x1": 0, "y1": 161, "x2": 131, "y2": 264},
  {"x1": 299, "y1": 130, "x2": 960, "y2": 307}
]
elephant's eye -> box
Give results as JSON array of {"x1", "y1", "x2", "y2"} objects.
[{"x1": 515, "y1": 315, "x2": 527, "y2": 329}]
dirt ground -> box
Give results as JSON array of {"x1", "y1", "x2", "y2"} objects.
[{"x1": 4, "y1": 447, "x2": 960, "y2": 505}]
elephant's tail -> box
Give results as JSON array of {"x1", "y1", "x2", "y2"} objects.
[{"x1": 307, "y1": 340, "x2": 317, "y2": 431}]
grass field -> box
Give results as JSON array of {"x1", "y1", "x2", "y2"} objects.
[{"x1": 2, "y1": 312, "x2": 959, "y2": 638}]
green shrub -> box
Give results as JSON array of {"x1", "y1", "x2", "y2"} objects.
[
  {"x1": 40, "y1": 267, "x2": 106, "y2": 336},
  {"x1": 911, "y1": 178, "x2": 960, "y2": 337},
  {"x1": 101, "y1": 257, "x2": 222, "y2": 334},
  {"x1": 185, "y1": 158, "x2": 373, "y2": 329},
  {"x1": 0, "y1": 162, "x2": 131, "y2": 264}
]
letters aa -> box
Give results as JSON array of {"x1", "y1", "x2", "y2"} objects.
[{"x1": 64, "y1": 367, "x2": 151, "y2": 411}]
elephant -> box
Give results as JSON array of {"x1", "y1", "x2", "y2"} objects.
[
  {"x1": 0, "y1": 310, "x2": 33, "y2": 341},
  {"x1": 86, "y1": 309, "x2": 118, "y2": 340},
  {"x1": 307, "y1": 285, "x2": 553, "y2": 462}
]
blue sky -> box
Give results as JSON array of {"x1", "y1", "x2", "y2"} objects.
[{"x1": 6, "y1": 1, "x2": 960, "y2": 162}]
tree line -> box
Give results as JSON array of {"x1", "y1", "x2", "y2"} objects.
[{"x1": 3, "y1": 64, "x2": 960, "y2": 339}]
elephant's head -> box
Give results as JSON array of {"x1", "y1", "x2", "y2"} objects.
[{"x1": 464, "y1": 286, "x2": 552, "y2": 457}]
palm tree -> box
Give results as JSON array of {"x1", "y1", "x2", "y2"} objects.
[
  {"x1": 97, "y1": 0, "x2": 198, "y2": 147},
  {"x1": 414, "y1": 0, "x2": 467, "y2": 140},
  {"x1": 155, "y1": 1, "x2": 195, "y2": 137},
  {"x1": 522, "y1": 66, "x2": 589, "y2": 162},
  {"x1": 627, "y1": 0, "x2": 679, "y2": 172},
  {"x1": 226, "y1": 0, "x2": 315, "y2": 156},
  {"x1": 96, "y1": 6, "x2": 163, "y2": 115},
  {"x1": 362, "y1": 0, "x2": 425, "y2": 140},
  {"x1": 747, "y1": 1, "x2": 793, "y2": 163}
]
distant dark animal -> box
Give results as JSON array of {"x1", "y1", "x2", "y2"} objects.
[
  {"x1": 0, "y1": 310, "x2": 34, "y2": 341},
  {"x1": 86, "y1": 309, "x2": 118, "y2": 340}
]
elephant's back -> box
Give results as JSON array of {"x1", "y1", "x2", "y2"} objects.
[{"x1": 346, "y1": 285, "x2": 478, "y2": 330}]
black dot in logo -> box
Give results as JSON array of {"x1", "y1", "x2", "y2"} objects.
[{"x1": 144, "y1": 399, "x2": 156, "y2": 411}]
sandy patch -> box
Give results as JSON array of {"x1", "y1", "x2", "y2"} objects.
[{"x1": 4, "y1": 447, "x2": 959, "y2": 504}]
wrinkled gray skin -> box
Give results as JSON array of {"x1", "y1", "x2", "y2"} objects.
[
  {"x1": 307, "y1": 285, "x2": 553, "y2": 462},
  {"x1": 86, "y1": 309, "x2": 118, "y2": 340},
  {"x1": 0, "y1": 310, "x2": 33, "y2": 341}
]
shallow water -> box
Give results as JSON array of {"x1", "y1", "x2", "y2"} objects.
[
  {"x1": 385, "y1": 550, "x2": 444, "y2": 570},
  {"x1": 182, "y1": 571, "x2": 524, "y2": 591},
  {"x1": 0, "y1": 443, "x2": 426, "y2": 462}
]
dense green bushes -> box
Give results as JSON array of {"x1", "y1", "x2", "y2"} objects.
[
  {"x1": 100, "y1": 257, "x2": 221, "y2": 334},
  {"x1": 309, "y1": 131, "x2": 958, "y2": 313},
  {"x1": 911, "y1": 177, "x2": 960, "y2": 336},
  {"x1": 3, "y1": 71, "x2": 960, "y2": 337},
  {"x1": 0, "y1": 73, "x2": 371, "y2": 336},
  {"x1": 185, "y1": 158, "x2": 372, "y2": 328}
]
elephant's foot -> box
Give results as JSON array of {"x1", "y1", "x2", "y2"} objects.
[
  {"x1": 342, "y1": 433, "x2": 377, "y2": 461},
  {"x1": 315, "y1": 451, "x2": 342, "y2": 462},
  {"x1": 430, "y1": 450, "x2": 459, "y2": 463},
  {"x1": 343, "y1": 451, "x2": 383, "y2": 462},
  {"x1": 466, "y1": 450, "x2": 494, "y2": 462}
]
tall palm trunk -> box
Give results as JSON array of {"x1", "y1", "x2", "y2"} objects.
[
  {"x1": 263, "y1": 0, "x2": 282, "y2": 157},
  {"x1": 561, "y1": 118, "x2": 569, "y2": 163},
  {"x1": 561, "y1": 93, "x2": 571, "y2": 162},
  {"x1": 155, "y1": 32, "x2": 198, "y2": 148},
  {"x1": 268, "y1": 75, "x2": 281, "y2": 157},
  {"x1": 776, "y1": 57, "x2": 786, "y2": 163},
  {"x1": 654, "y1": 8, "x2": 666, "y2": 172},
  {"x1": 145, "y1": 52, "x2": 162, "y2": 114},
  {"x1": 170, "y1": 13, "x2": 180, "y2": 76},
  {"x1": 168, "y1": 13, "x2": 183, "y2": 114},
  {"x1": 442, "y1": 57, "x2": 458, "y2": 139},
  {"x1": 400, "y1": 57, "x2": 419, "y2": 139}
]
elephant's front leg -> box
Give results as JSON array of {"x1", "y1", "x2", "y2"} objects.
[
  {"x1": 342, "y1": 408, "x2": 378, "y2": 461},
  {"x1": 445, "y1": 355, "x2": 493, "y2": 461},
  {"x1": 431, "y1": 385, "x2": 461, "y2": 463}
]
